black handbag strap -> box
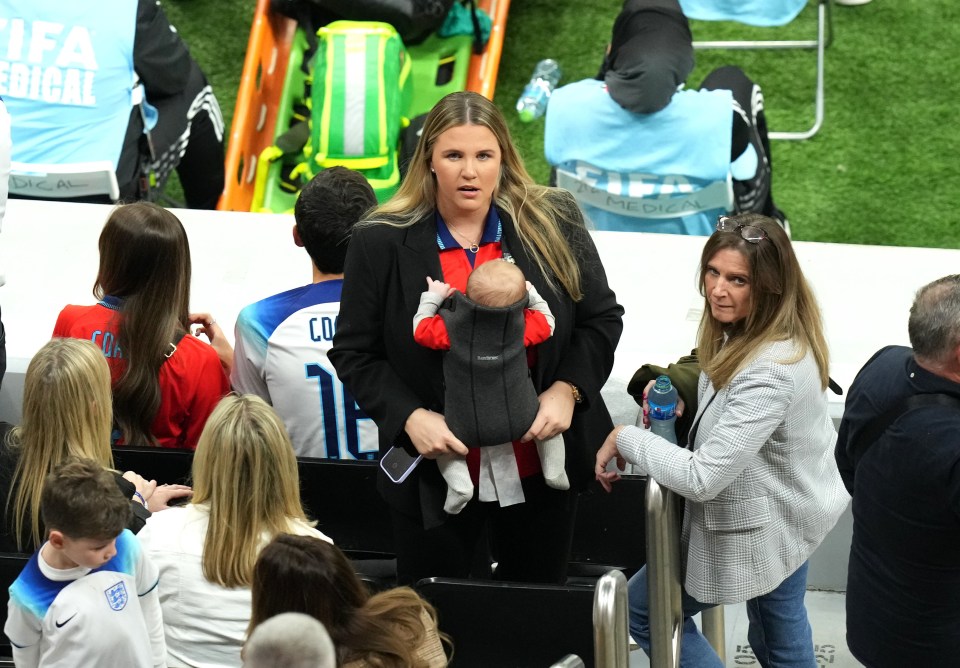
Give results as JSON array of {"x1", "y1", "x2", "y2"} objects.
[{"x1": 849, "y1": 393, "x2": 960, "y2": 469}]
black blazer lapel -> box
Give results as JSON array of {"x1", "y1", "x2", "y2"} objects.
[{"x1": 399, "y1": 216, "x2": 443, "y2": 319}]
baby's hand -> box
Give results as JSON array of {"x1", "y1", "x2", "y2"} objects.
[
  {"x1": 426, "y1": 276, "x2": 454, "y2": 298},
  {"x1": 525, "y1": 280, "x2": 533, "y2": 292}
]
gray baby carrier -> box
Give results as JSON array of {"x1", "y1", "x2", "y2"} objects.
[{"x1": 440, "y1": 291, "x2": 539, "y2": 447}]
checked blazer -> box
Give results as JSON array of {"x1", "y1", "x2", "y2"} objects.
[{"x1": 617, "y1": 339, "x2": 849, "y2": 603}]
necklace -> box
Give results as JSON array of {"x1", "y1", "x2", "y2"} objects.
[{"x1": 446, "y1": 221, "x2": 481, "y2": 253}]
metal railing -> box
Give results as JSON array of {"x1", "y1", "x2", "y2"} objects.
[
  {"x1": 593, "y1": 569, "x2": 630, "y2": 668},
  {"x1": 646, "y1": 477, "x2": 725, "y2": 667}
]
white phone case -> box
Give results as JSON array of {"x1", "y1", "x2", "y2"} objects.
[{"x1": 380, "y1": 446, "x2": 423, "y2": 483}]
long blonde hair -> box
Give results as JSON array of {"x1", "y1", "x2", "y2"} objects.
[
  {"x1": 6, "y1": 338, "x2": 114, "y2": 551},
  {"x1": 368, "y1": 91, "x2": 585, "y2": 300},
  {"x1": 696, "y1": 213, "x2": 830, "y2": 390},
  {"x1": 191, "y1": 394, "x2": 311, "y2": 588}
]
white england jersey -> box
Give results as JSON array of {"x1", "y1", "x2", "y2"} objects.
[
  {"x1": 232, "y1": 280, "x2": 379, "y2": 459},
  {"x1": 4, "y1": 530, "x2": 165, "y2": 668}
]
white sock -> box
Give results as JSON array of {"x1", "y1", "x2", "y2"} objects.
[
  {"x1": 438, "y1": 454, "x2": 474, "y2": 514},
  {"x1": 536, "y1": 435, "x2": 569, "y2": 490}
]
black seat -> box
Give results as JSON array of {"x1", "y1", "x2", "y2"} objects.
[
  {"x1": 296, "y1": 458, "x2": 393, "y2": 555},
  {"x1": 111, "y1": 446, "x2": 194, "y2": 486},
  {"x1": 567, "y1": 475, "x2": 647, "y2": 583},
  {"x1": 0, "y1": 552, "x2": 31, "y2": 659},
  {"x1": 415, "y1": 576, "x2": 596, "y2": 667},
  {"x1": 296, "y1": 458, "x2": 397, "y2": 585}
]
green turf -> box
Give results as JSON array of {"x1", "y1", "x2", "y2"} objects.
[{"x1": 164, "y1": 0, "x2": 959, "y2": 248}]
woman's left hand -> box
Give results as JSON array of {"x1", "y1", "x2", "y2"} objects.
[
  {"x1": 521, "y1": 381, "x2": 575, "y2": 442},
  {"x1": 595, "y1": 425, "x2": 627, "y2": 493},
  {"x1": 189, "y1": 312, "x2": 234, "y2": 375}
]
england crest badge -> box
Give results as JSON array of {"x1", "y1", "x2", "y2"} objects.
[{"x1": 105, "y1": 581, "x2": 128, "y2": 611}]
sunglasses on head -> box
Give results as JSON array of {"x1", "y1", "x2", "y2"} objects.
[{"x1": 716, "y1": 216, "x2": 768, "y2": 244}]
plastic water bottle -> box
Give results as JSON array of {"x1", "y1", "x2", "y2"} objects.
[
  {"x1": 648, "y1": 375, "x2": 679, "y2": 445},
  {"x1": 516, "y1": 59, "x2": 562, "y2": 123}
]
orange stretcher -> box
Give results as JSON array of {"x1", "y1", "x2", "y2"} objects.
[{"x1": 219, "y1": 0, "x2": 512, "y2": 212}]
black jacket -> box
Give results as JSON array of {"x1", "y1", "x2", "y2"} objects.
[
  {"x1": 330, "y1": 196, "x2": 624, "y2": 528},
  {"x1": 835, "y1": 346, "x2": 960, "y2": 667}
]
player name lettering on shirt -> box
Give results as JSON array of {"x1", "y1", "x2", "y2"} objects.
[{"x1": 309, "y1": 315, "x2": 338, "y2": 343}]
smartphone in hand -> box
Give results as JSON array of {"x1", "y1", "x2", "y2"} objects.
[{"x1": 380, "y1": 446, "x2": 423, "y2": 484}]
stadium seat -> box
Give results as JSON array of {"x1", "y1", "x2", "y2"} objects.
[
  {"x1": 111, "y1": 445, "x2": 194, "y2": 486},
  {"x1": 680, "y1": 0, "x2": 832, "y2": 140},
  {"x1": 567, "y1": 476, "x2": 647, "y2": 584},
  {"x1": 296, "y1": 458, "x2": 396, "y2": 586},
  {"x1": 415, "y1": 577, "x2": 597, "y2": 667}
]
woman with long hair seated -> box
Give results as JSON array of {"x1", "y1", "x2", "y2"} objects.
[
  {"x1": 137, "y1": 394, "x2": 331, "y2": 667},
  {"x1": 53, "y1": 201, "x2": 229, "y2": 448},
  {"x1": 0, "y1": 338, "x2": 190, "y2": 553},
  {"x1": 249, "y1": 533, "x2": 447, "y2": 667}
]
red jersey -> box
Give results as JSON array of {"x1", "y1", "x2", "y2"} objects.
[{"x1": 53, "y1": 303, "x2": 229, "y2": 449}]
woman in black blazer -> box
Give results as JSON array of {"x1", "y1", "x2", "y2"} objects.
[{"x1": 329, "y1": 91, "x2": 624, "y2": 585}]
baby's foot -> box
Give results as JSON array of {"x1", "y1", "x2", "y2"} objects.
[{"x1": 444, "y1": 485, "x2": 474, "y2": 515}]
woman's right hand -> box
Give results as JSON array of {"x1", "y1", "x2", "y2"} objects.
[
  {"x1": 148, "y1": 484, "x2": 194, "y2": 512},
  {"x1": 404, "y1": 408, "x2": 469, "y2": 459},
  {"x1": 639, "y1": 379, "x2": 685, "y2": 429}
]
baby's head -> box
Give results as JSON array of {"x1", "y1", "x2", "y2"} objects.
[{"x1": 466, "y1": 260, "x2": 526, "y2": 307}]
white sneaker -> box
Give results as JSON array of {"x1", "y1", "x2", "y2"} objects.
[{"x1": 834, "y1": 0, "x2": 872, "y2": 5}]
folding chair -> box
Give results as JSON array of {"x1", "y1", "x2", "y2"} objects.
[
  {"x1": 680, "y1": 0, "x2": 832, "y2": 140},
  {"x1": 555, "y1": 160, "x2": 734, "y2": 235}
]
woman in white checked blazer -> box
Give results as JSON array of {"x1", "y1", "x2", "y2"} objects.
[{"x1": 596, "y1": 213, "x2": 848, "y2": 668}]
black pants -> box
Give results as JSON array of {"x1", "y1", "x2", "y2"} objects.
[
  {"x1": 116, "y1": 105, "x2": 225, "y2": 210},
  {"x1": 172, "y1": 107, "x2": 225, "y2": 210},
  {"x1": 391, "y1": 476, "x2": 579, "y2": 586},
  {"x1": 700, "y1": 65, "x2": 781, "y2": 221}
]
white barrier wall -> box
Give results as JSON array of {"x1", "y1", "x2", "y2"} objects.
[{"x1": 4, "y1": 198, "x2": 960, "y2": 424}]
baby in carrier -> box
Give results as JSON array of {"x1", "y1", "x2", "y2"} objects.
[{"x1": 413, "y1": 259, "x2": 569, "y2": 515}]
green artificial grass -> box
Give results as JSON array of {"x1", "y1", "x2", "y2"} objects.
[{"x1": 164, "y1": 0, "x2": 960, "y2": 248}]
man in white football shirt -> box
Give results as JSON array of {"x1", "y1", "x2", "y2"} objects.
[{"x1": 232, "y1": 167, "x2": 379, "y2": 459}]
